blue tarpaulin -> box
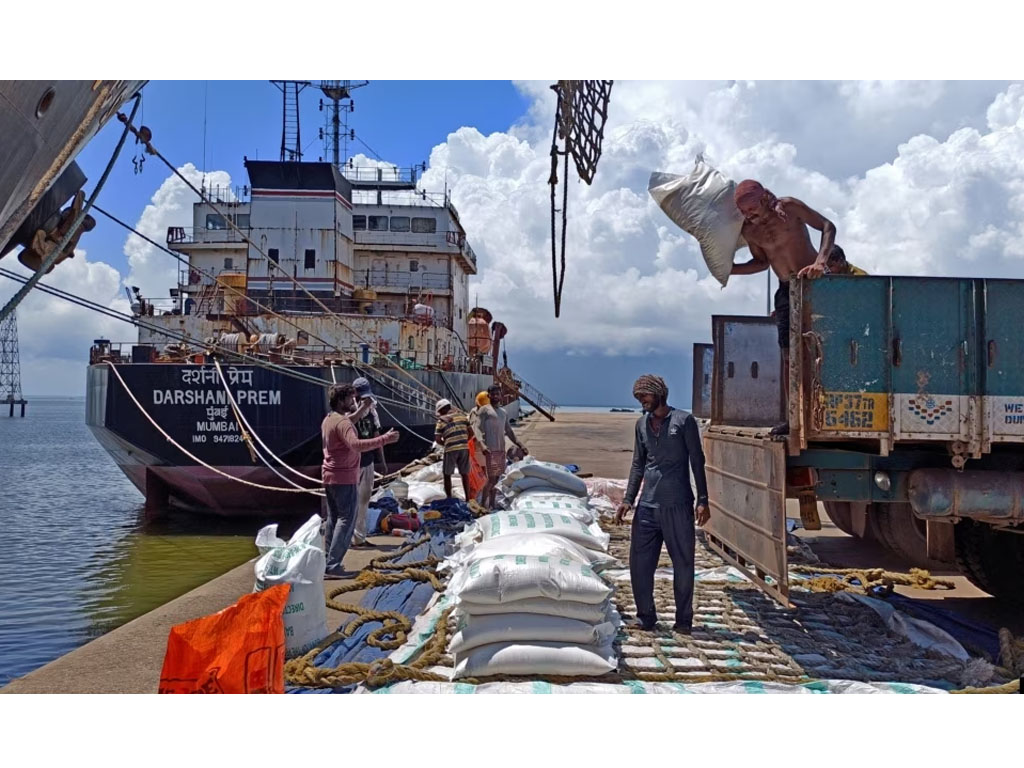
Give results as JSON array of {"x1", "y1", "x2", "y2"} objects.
[
  {"x1": 885, "y1": 593, "x2": 1003, "y2": 661},
  {"x1": 287, "y1": 531, "x2": 454, "y2": 694}
]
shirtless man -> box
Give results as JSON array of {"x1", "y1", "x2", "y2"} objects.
[{"x1": 729, "y1": 180, "x2": 836, "y2": 435}]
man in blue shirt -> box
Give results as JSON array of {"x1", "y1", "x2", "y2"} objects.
[{"x1": 615, "y1": 374, "x2": 710, "y2": 634}]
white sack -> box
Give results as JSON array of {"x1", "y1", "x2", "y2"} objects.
[
  {"x1": 444, "y1": 532, "x2": 616, "y2": 571},
  {"x1": 584, "y1": 477, "x2": 628, "y2": 505},
  {"x1": 254, "y1": 514, "x2": 328, "y2": 658},
  {"x1": 449, "y1": 613, "x2": 615, "y2": 655},
  {"x1": 510, "y1": 493, "x2": 595, "y2": 523},
  {"x1": 461, "y1": 511, "x2": 610, "y2": 552},
  {"x1": 454, "y1": 640, "x2": 616, "y2": 679},
  {"x1": 453, "y1": 596, "x2": 612, "y2": 624},
  {"x1": 648, "y1": 158, "x2": 746, "y2": 287},
  {"x1": 447, "y1": 555, "x2": 613, "y2": 605},
  {"x1": 407, "y1": 462, "x2": 443, "y2": 483},
  {"x1": 405, "y1": 480, "x2": 447, "y2": 507},
  {"x1": 501, "y1": 458, "x2": 588, "y2": 497}
]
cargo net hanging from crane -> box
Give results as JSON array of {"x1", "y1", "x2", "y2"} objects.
[{"x1": 549, "y1": 80, "x2": 613, "y2": 318}]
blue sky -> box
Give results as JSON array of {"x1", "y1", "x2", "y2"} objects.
[
  {"x1": 10, "y1": 80, "x2": 1024, "y2": 407},
  {"x1": 74, "y1": 80, "x2": 532, "y2": 279}
]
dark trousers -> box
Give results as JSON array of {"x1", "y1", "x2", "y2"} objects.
[
  {"x1": 629, "y1": 502, "x2": 696, "y2": 629},
  {"x1": 323, "y1": 483, "x2": 358, "y2": 573}
]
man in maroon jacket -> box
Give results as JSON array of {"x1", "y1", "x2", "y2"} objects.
[{"x1": 321, "y1": 384, "x2": 398, "y2": 578}]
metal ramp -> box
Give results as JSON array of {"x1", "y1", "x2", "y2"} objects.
[{"x1": 496, "y1": 368, "x2": 557, "y2": 421}]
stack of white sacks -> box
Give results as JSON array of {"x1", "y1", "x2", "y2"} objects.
[{"x1": 441, "y1": 458, "x2": 620, "y2": 679}]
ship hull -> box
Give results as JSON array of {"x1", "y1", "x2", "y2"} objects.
[
  {"x1": 0, "y1": 80, "x2": 145, "y2": 254},
  {"x1": 86, "y1": 363, "x2": 517, "y2": 516}
]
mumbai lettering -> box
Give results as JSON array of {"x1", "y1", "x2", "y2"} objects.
[{"x1": 153, "y1": 389, "x2": 281, "y2": 405}]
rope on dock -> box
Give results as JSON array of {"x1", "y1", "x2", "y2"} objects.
[{"x1": 791, "y1": 565, "x2": 956, "y2": 595}]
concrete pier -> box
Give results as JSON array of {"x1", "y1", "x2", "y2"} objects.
[{"x1": 3, "y1": 411, "x2": 1020, "y2": 693}]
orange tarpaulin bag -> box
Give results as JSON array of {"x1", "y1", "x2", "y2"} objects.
[
  {"x1": 158, "y1": 583, "x2": 289, "y2": 694},
  {"x1": 466, "y1": 436, "x2": 487, "y2": 501}
]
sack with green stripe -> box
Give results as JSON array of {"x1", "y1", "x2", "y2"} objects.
[
  {"x1": 443, "y1": 531, "x2": 617, "y2": 571},
  {"x1": 510, "y1": 493, "x2": 595, "y2": 524},
  {"x1": 458, "y1": 511, "x2": 610, "y2": 553},
  {"x1": 447, "y1": 555, "x2": 613, "y2": 605}
]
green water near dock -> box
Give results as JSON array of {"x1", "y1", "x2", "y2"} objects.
[{"x1": 0, "y1": 398, "x2": 283, "y2": 686}]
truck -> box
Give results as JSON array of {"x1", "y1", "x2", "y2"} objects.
[{"x1": 694, "y1": 274, "x2": 1024, "y2": 607}]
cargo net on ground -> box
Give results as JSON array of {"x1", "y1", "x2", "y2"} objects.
[{"x1": 285, "y1": 460, "x2": 1019, "y2": 694}]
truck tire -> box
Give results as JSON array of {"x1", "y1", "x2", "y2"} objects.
[
  {"x1": 954, "y1": 520, "x2": 1024, "y2": 605},
  {"x1": 870, "y1": 503, "x2": 943, "y2": 565},
  {"x1": 823, "y1": 501, "x2": 856, "y2": 537},
  {"x1": 867, "y1": 504, "x2": 903, "y2": 557},
  {"x1": 953, "y1": 520, "x2": 994, "y2": 594},
  {"x1": 823, "y1": 501, "x2": 877, "y2": 541}
]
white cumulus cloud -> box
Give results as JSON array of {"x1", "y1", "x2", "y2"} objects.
[{"x1": 8, "y1": 80, "x2": 1024, "y2": 400}]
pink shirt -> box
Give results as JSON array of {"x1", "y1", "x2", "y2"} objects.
[{"x1": 321, "y1": 411, "x2": 389, "y2": 485}]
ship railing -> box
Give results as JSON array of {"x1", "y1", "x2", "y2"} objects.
[
  {"x1": 166, "y1": 226, "x2": 249, "y2": 245},
  {"x1": 343, "y1": 166, "x2": 421, "y2": 184},
  {"x1": 229, "y1": 293, "x2": 446, "y2": 322},
  {"x1": 350, "y1": 189, "x2": 448, "y2": 208},
  {"x1": 200, "y1": 184, "x2": 249, "y2": 203},
  {"x1": 353, "y1": 230, "x2": 455, "y2": 248},
  {"x1": 353, "y1": 269, "x2": 450, "y2": 291},
  {"x1": 496, "y1": 368, "x2": 558, "y2": 417}
]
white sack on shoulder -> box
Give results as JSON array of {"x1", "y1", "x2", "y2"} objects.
[{"x1": 648, "y1": 157, "x2": 746, "y2": 287}]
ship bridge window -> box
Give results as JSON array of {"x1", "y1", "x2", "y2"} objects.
[
  {"x1": 206, "y1": 214, "x2": 227, "y2": 230},
  {"x1": 368, "y1": 215, "x2": 388, "y2": 231},
  {"x1": 304, "y1": 249, "x2": 316, "y2": 270},
  {"x1": 223, "y1": 257, "x2": 233, "y2": 270},
  {"x1": 352, "y1": 215, "x2": 366, "y2": 230},
  {"x1": 409, "y1": 259, "x2": 419, "y2": 272},
  {"x1": 268, "y1": 248, "x2": 279, "y2": 264},
  {"x1": 389, "y1": 216, "x2": 410, "y2": 232},
  {"x1": 235, "y1": 214, "x2": 250, "y2": 229},
  {"x1": 412, "y1": 217, "x2": 436, "y2": 234}
]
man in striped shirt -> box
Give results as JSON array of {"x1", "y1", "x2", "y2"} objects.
[{"x1": 435, "y1": 398, "x2": 471, "y2": 500}]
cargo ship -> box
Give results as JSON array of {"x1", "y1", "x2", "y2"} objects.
[{"x1": 83, "y1": 82, "x2": 554, "y2": 515}]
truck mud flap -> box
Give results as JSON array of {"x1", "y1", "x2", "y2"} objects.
[{"x1": 703, "y1": 428, "x2": 792, "y2": 607}]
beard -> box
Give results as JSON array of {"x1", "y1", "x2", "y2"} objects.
[{"x1": 640, "y1": 396, "x2": 664, "y2": 413}]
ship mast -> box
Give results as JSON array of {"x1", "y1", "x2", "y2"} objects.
[
  {"x1": 270, "y1": 81, "x2": 311, "y2": 162},
  {"x1": 318, "y1": 81, "x2": 368, "y2": 169}
]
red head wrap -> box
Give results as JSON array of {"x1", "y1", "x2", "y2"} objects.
[{"x1": 734, "y1": 179, "x2": 787, "y2": 221}]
